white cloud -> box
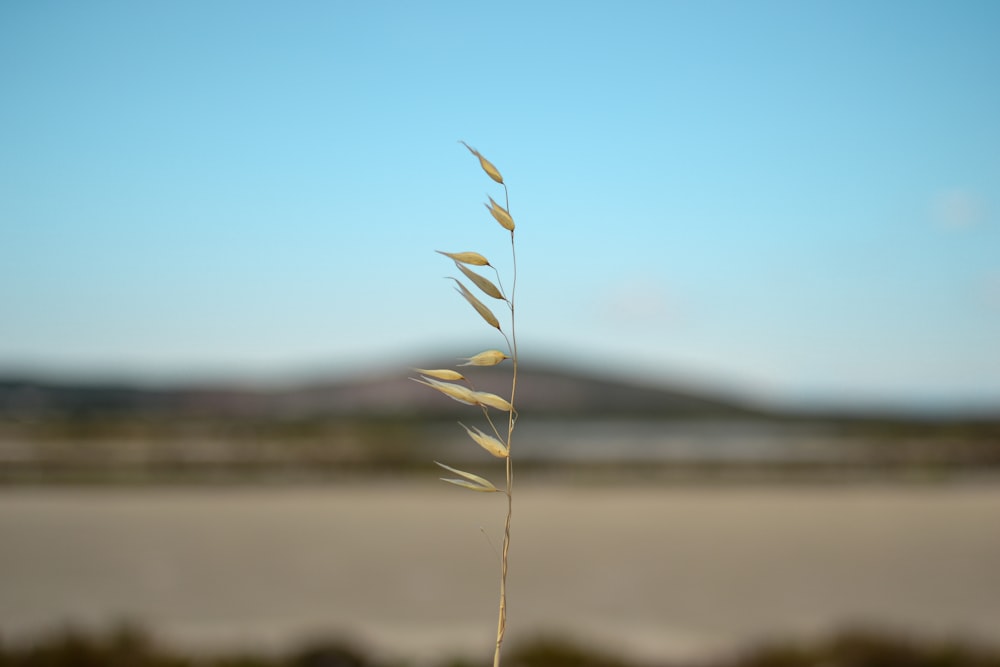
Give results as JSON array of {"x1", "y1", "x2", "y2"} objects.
[
  {"x1": 932, "y1": 188, "x2": 988, "y2": 229},
  {"x1": 979, "y1": 271, "x2": 1000, "y2": 312},
  {"x1": 594, "y1": 275, "x2": 678, "y2": 326}
]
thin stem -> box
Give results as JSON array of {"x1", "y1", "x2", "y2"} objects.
[
  {"x1": 494, "y1": 183, "x2": 517, "y2": 667},
  {"x1": 494, "y1": 452, "x2": 512, "y2": 667},
  {"x1": 481, "y1": 406, "x2": 503, "y2": 443}
]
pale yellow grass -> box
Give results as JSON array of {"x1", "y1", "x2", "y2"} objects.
[{"x1": 413, "y1": 143, "x2": 520, "y2": 665}]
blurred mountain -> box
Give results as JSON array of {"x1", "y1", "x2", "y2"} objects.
[{"x1": 0, "y1": 362, "x2": 761, "y2": 422}]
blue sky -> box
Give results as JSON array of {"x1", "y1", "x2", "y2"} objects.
[{"x1": 2, "y1": 1, "x2": 998, "y2": 411}]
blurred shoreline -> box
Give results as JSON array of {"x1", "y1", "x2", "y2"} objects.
[{"x1": 3, "y1": 366, "x2": 998, "y2": 487}]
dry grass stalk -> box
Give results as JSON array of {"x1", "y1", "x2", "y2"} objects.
[{"x1": 413, "y1": 142, "x2": 520, "y2": 667}]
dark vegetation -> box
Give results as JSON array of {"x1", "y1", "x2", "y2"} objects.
[{"x1": 2, "y1": 625, "x2": 999, "y2": 667}]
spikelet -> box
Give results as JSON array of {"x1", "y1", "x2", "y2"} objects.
[
  {"x1": 486, "y1": 196, "x2": 515, "y2": 231},
  {"x1": 459, "y1": 422, "x2": 509, "y2": 458},
  {"x1": 411, "y1": 376, "x2": 477, "y2": 405},
  {"x1": 413, "y1": 368, "x2": 466, "y2": 381},
  {"x1": 459, "y1": 141, "x2": 504, "y2": 184},
  {"x1": 435, "y1": 461, "x2": 498, "y2": 492},
  {"x1": 436, "y1": 250, "x2": 491, "y2": 267},
  {"x1": 472, "y1": 390, "x2": 514, "y2": 412},
  {"x1": 455, "y1": 262, "x2": 504, "y2": 300},
  {"x1": 449, "y1": 278, "x2": 501, "y2": 329},
  {"x1": 459, "y1": 350, "x2": 509, "y2": 366}
]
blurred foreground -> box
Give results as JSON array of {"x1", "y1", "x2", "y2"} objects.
[
  {"x1": 2, "y1": 484, "x2": 998, "y2": 665},
  {"x1": 2, "y1": 367, "x2": 998, "y2": 665}
]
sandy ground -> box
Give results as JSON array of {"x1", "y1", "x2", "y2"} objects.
[{"x1": 1, "y1": 481, "x2": 998, "y2": 663}]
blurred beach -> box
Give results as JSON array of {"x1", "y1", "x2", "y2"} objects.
[{"x1": 2, "y1": 480, "x2": 998, "y2": 664}]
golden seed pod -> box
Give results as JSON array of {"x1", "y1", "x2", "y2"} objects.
[
  {"x1": 450, "y1": 278, "x2": 501, "y2": 329},
  {"x1": 435, "y1": 461, "x2": 499, "y2": 492},
  {"x1": 455, "y1": 262, "x2": 504, "y2": 300},
  {"x1": 486, "y1": 196, "x2": 515, "y2": 231},
  {"x1": 436, "y1": 250, "x2": 491, "y2": 267},
  {"x1": 413, "y1": 368, "x2": 465, "y2": 381},
  {"x1": 460, "y1": 141, "x2": 504, "y2": 184},
  {"x1": 472, "y1": 390, "x2": 514, "y2": 412},
  {"x1": 459, "y1": 350, "x2": 509, "y2": 366},
  {"x1": 459, "y1": 422, "x2": 509, "y2": 458},
  {"x1": 412, "y1": 376, "x2": 477, "y2": 405}
]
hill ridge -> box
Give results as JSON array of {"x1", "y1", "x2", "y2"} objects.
[{"x1": 0, "y1": 363, "x2": 760, "y2": 421}]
